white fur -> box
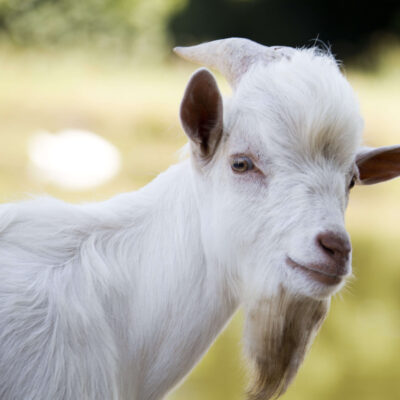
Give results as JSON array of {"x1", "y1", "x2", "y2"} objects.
[{"x1": 0, "y1": 46, "x2": 364, "y2": 399}]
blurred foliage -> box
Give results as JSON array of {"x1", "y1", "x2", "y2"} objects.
[
  {"x1": 169, "y1": 0, "x2": 400, "y2": 65},
  {"x1": 0, "y1": 1, "x2": 398, "y2": 64},
  {"x1": 0, "y1": 0, "x2": 135, "y2": 44},
  {"x1": 0, "y1": 0, "x2": 185, "y2": 59}
]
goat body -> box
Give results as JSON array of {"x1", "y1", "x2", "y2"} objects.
[
  {"x1": 0, "y1": 164, "x2": 236, "y2": 400},
  {"x1": 1, "y1": 38, "x2": 400, "y2": 400}
]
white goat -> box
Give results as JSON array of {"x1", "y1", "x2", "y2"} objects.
[{"x1": 1, "y1": 38, "x2": 400, "y2": 400}]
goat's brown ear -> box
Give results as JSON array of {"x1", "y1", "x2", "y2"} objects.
[
  {"x1": 356, "y1": 145, "x2": 400, "y2": 185},
  {"x1": 180, "y1": 68, "x2": 223, "y2": 161}
]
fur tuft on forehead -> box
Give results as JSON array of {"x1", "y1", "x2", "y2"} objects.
[{"x1": 227, "y1": 48, "x2": 363, "y2": 169}]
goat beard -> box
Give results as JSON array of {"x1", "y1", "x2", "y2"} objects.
[{"x1": 243, "y1": 287, "x2": 330, "y2": 400}]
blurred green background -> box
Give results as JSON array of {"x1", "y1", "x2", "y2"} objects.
[{"x1": 0, "y1": 1, "x2": 399, "y2": 399}]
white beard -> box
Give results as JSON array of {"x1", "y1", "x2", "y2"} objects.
[{"x1": 243, "y1": 287, "x2": 330, "y2": 399}]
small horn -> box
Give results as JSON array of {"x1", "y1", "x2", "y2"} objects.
[{"x1": 174, "y1": 37, "x2": 293, "y2": 88}]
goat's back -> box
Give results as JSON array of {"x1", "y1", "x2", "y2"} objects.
[{"x1": 0, "y1": 197, "x2": 122, "y2": 399}]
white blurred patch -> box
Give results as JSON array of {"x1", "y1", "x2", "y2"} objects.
[{"x1": 28, "y1": 129, "x2": 121, "y2": 190}]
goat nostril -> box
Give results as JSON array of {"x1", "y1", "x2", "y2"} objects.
[
  {"x1": 319, "y1": 240, "x2": 335, "y2": 256},
  {"x1": 317, "y1": 232, "x2": 351, "y2": 261}
]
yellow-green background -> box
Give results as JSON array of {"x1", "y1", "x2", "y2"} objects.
[{"x1": 0, "y1": 26, "x2": 399, "y2": 400}]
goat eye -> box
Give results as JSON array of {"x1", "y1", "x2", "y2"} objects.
[{"x1": 231, "y1": 156, "x2": 254, "y2": 173}]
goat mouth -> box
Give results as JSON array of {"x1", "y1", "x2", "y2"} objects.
[{"x1": 286, "y1": 257, "x2": 342, "y2": 286}]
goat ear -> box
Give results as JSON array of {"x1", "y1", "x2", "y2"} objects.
[
  {"x1": 180, "y1": 68, "x2": 223, "y2": 161},
  {"x1": 356, "y1": 145, "x2": 400, "y2": 185}
]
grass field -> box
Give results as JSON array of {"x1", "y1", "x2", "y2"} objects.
[{"x1": 0, "y1": 46, "x2": 399, "y2": 400}]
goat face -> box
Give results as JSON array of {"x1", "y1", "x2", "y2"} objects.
[
  {"x1": 180, "y1": 45, "x2": 363, "y2": 301},
  {"x1": 177, "y1": 39, "x2": 400, "y2": 399}
]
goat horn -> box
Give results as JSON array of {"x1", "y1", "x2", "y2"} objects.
[{"x1": 174, "y1": 37, "x2": 293, "y2": 88}]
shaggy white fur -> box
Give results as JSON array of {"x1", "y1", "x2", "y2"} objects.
[{"x1": 1, "y1": 38, "x2": 400, "y2": 400}]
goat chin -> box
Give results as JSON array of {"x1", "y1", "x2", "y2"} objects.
[{"x1": 243, "y1": 288, "x2": 329, "y2": 400}]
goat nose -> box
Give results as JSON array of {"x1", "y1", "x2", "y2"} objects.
[{"x1": 316, "y1": 232, "x2": 351, "y2": 271}]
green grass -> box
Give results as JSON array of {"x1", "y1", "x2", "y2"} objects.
[{"x1": 0, "y1": 45, "x2": 399, "y2": 399}]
